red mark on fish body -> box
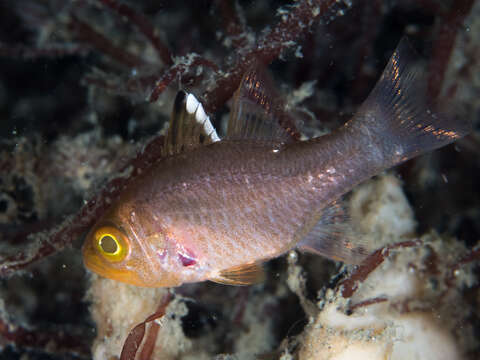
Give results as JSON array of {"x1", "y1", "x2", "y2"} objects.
[{"x1": 177, "y1": 245, "x2": 197, "y2": 266}]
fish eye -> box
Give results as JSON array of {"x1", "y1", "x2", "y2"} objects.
[
  {"x1": 94, "y1": 226, "x2": 129, "y2": 262},
  {"x1": 99, "y1": 234, "x2": 119, "y2": 254}
]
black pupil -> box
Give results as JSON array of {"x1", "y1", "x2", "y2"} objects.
[{"x1": 100, "y1": 235, "x2": 118, "y2": 254}]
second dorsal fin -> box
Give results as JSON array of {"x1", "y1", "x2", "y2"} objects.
[
  {"x1": 164, "y1": 91, "x2": 220, "y2": 156},
  {"x1": 226, "y1": 62, "x2": 301, "y2": 143}
]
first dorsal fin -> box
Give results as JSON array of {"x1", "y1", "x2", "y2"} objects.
[
  {"x1": 226, "y1": 62, "x2": 301, "y2": 143},
  {"x1": 164, "y1": 91, "x2": 220, "y2": 156},
  {"x1": 209, "y1": 262, "x2": 265, "y2": 286}
]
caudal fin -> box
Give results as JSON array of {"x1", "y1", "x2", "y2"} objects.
[{"x1": 347, "y1": 38, "x2": 470, "y2": 166}]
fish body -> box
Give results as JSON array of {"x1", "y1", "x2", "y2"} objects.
[{"x1": 82, "y1": 39, "x2": 470, "y2": 287}]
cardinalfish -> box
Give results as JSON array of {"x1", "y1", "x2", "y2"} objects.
[{"x1": 82, "y1": 39, "x2": 470, "y2": 287}]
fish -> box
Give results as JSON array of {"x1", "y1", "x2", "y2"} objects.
[{"x1": 82, "y1": 39, "x2": 470, "y2": 287}]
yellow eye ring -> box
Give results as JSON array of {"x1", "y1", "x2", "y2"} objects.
[{"x1": 94, "y1": 226, "x2": 129, "y2": 262}]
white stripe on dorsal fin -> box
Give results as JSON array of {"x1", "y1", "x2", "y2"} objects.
[
  {"x1": 226, "y1": 61, "x2": 301, "y2": 143},
  {"x1": 164, "y1": 91, "x2": 220, "y2": 156},
  {"x1": 186, "y1": 93, "x2": 200, "y2": 114}
]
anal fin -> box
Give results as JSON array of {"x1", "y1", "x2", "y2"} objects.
[
  {"x1": 297, "y1": 200, "x2": 371, "y2": 265},
  {"x1": 210, "y1": 262, "x2": 265, "y2": 286}
]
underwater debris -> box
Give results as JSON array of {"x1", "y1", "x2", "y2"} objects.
[
  {"x1": 291, "y1": 175, "x2": 480, "y2": 360},
  {"x1": 298, "y1": 234, "x2": 478, "y2": 360}
]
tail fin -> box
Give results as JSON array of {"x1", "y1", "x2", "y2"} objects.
[{"x1": 346, "y1": 38, "x2": 470, "y2": 166}]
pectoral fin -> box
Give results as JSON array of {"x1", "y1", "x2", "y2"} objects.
[{"x1": 210, "y1": 262, "x2": 265, "y2": 286}]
